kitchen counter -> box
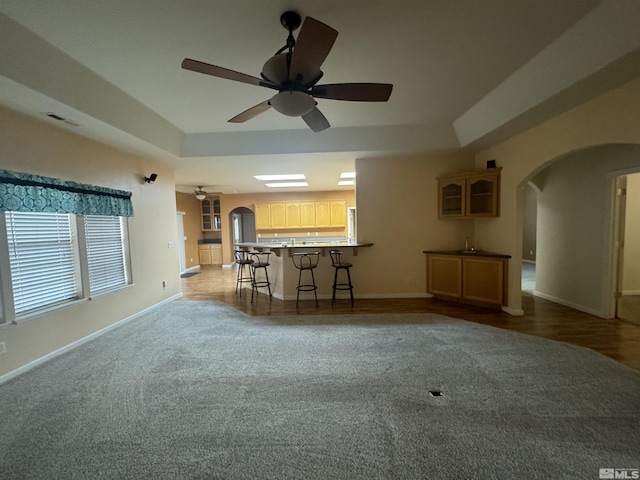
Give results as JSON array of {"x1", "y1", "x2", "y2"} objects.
[
  {"x1": 236, "y1": 242, "x2": 373, "y2": 257},
  {"x1": 233, "y1": 242, "x2": 373, "y2": 301}
]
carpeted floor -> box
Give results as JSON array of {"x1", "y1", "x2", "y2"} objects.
[{"x1": 1, "y1": 301, "x2": 639, "y2": 479}]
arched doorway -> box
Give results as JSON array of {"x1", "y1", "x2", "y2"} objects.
[
  {"x1": 517, "y1": 144, "x2": 640, "y2": 318},
  {"x1": 230, "y1": 207, "x2": 256, "y2": 245}
]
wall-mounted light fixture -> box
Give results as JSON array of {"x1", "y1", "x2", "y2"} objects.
[{"x1": 144, "y1": 173, "x2": 158, "y2": 183}]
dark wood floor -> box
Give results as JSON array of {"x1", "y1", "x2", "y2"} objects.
[{"x1": 180, "y1": 266, "x2": 640, "y2": 371}]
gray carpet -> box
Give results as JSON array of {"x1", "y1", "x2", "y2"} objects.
[{"x1": 1, "y1": 301, "x2": 639, "y2": 480}]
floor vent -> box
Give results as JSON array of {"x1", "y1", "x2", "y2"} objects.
[{"x1": 429, "y1": 390, "x2": 443, "y2": 397}]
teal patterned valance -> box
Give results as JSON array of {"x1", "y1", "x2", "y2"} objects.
[{"x1": 0, "y1": 170, "x2": 134, "y2": 217}]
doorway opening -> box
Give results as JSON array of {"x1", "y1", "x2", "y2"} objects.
[
  {"x1": 521, "y1": 182, "x2": 538, "y2": 296},
  {"x1": 231, "y1": 207, "x2": 256, "y2": 245},
  {"x1": 613, "y1": 171, "x2": 640, "y2": 323}
]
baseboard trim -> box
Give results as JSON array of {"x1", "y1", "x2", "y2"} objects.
[
  {"x1": 533, "y1": 290, "x2": 605, "y2": 318},
  {"x1": 0, "y1": 293, "x2": 183, "y2": 385},
  {"x1": 622, "y1": 290, "x2": 640, "y2": 296},
  {"x1": 502, "y1": 306, "x2": 525, "y2": 316}
]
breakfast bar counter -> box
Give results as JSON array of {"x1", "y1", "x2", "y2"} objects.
[{"x1": 235, "y1": 242, "x2": 373, "y2": 300}]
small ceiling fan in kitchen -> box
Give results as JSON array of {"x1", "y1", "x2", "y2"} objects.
[{"x1": 181, "y1": 11, "x2": 393, "y2": 132}]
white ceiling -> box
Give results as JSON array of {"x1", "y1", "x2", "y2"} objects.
[{"x1": 2, "y1": 0, "x2": 639, "y2": 194}]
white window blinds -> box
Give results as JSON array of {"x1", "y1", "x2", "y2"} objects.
[
  {"x1": 5, "y1": 211, "x2": 80, "y2": 315},
  {"x1": 84, "y1": 215, "x2": 128, "y2": 295}
]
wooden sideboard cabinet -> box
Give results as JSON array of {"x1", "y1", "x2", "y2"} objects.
[
  {"x1": 425, "y1": 251, "x2": 509, "y2": 306},
  {"x1": 198, "y1": 244, "x2": 222, "y2": 265},
  {"x1": 437, "y1": 168, "x2": 501, "y2": 219}
]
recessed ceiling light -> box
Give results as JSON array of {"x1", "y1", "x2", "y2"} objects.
[
  {"x1": 340, "y1": 172, "x2": 356, "y2": 179},
  {"x1": 254, "y1": 174, "x2": 306, "y2": 181},
  {"x1": 265, "y1": 182, "x2": 309, "y2": 188},
  {"x1": 338, "y1": 180, "x2": 355, "y2": 186}
]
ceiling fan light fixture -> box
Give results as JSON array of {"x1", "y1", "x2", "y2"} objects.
[
  {"x1": 194, "y1": 186, "x2": 207, "y2": 201},
  {"x1": 270, "y1": 91, "x2": 315, "y2": 117}
]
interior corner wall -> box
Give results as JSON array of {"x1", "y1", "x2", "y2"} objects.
[
  {"x1": 175, "y1": 192, "x2": 203, "y2": 271},
  {"x1": 623, "y1": 172, "x2": 640, "y2": 293},
  {"x1": 354, "y1": 153, "x2": 475, "y2": 297},
  {"x1": 0, "y1": 106, "x2": 181, "y2": 377}
]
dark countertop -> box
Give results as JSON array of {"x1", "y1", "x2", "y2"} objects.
[
  {"x1": 236, "y1": 242, "x2": 373, "y2": 249},
  {"x1": 236, "y1": 242, "x2": 374, "y2": 256},
  {"x1": 423, "y1": 250, "x2": 511, "y2": 258},
  {"x1": 198, "y1": 239, "x2": 222, "y2": 244}
]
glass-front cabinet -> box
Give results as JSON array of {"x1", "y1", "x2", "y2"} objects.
[
  {"x1": 438, "y1": 168, "x2": 501, "y2": 219},
  {"x1": 201, "y1": 197, "x2": 221, "y2": 231},
  {"x1": 439, "y1": 178, "x2": 466, "y2": 218}
]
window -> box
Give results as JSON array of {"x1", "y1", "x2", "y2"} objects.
[
  {"x1": 1, "y1": 211, "x2": 131, "y2": 322},
  {"x1": 84, "y1": 215, "x2": 130, "y2": 296},
  {"x1": 5, "y1": 211, "x2": 80, "y2": 316}
]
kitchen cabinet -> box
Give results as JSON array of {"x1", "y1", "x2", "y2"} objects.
[
  {"x1": 255, "y1": 203, "x2": 271, "y2": 230},
  {"x1": 198, "y1": 244, "x2": 222, "y2": 265},
  {"x1": 300, "y1": 202, "x2": 316, "y2": 228},
  {"x1": 270, "y1": 203, "x2": 286, "y2": 229},
  {"x1": 315, "y1": 201, "x2": 331, "y2": 227},
  {"x1": 438, "y1": 168, "x2": 501, "y2": 219},
  {"x1": 285, "y1": 203, "x2": 301, "y2": 228},
  {"x1": 330, "y1": 200, "x2": 347, "y2": 227},
  {"x1": 201, "y1": 198, "x2": 221, "y2": 231},
  {"x1": 254, "y1": 200, "x2": 347, "y2": 230},
  {"x1": 425, "y1": 251, "x2": 509, "y2": 306}
]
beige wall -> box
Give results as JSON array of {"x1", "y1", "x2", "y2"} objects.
[
  {"x1": 355, "y1": 153, "x2": 475, "y2": 296},
  {"x1": 175, "y1": 192, "x2": 204, "y2": 271},
  {"x1": 475, "y1": 77, "x2": 640, "y2": 316},
  {"x1": 623, "y1": 172, "x2": 640, "y2": 293},
  {"x1": 0, "y1": 107, "x2": 181, "y2": 376}
]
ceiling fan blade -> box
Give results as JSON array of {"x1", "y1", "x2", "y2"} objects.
[
  {"x1": 228, "y1": 100, "x2": 272, "y2": 123},
  {"x1": 182, "y1": 58, "x2": 277, "y2": 89},
  {"x1": 302, "y1": 107, "x2": 330, "y2": 132},
  {"x1": 311, "y1": 83, "x2": 393, "y2": 102},
  {"x1": 289, "y1": 17, "x2": 338, "y2": 85}
]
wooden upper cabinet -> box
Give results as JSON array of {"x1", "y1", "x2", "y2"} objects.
[
  {"x1": 467, "y1": 173, "x2": 500, "y2": 217},
  {"x1": 254, "y1": 200, "x2": 348, "y2": 230},
  {"x1": 315, "y1": 202, "x2": 331, "y2": 227},
  {"x1": 438, "y1": 177, "x2": 466, "y2": 219},
  {"x1": 300, "y1": 202, "x2": 316, "y2": 228},
  {"x1": 254, "y1": 203, "x2": 271, "y2": 230},
  {"x1": 437, "y1": 168, "x2": 501, "y2": 219},
  {"x1": 270, "y1": 203, "x2": 286, "y2": 229},
  {"x1": 285, "y1": 203, "x2": 301, "y2": 228},
  {"x1": 330, "y1": 200, "x2": 347, "y2": 227}
]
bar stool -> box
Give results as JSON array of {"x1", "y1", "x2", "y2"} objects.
[
  {"x1": 249, "y1": 251, "x2": 272, "y2": 302},
  {"x1": 291, "y1": 252, "x2": 321, "y2": 308},
  {"x1": 234, "y1": 250, "x2": 253, "y2": 297},
  {"x1": 330, "y1": 250, "x2": 354, "y2": 306}
]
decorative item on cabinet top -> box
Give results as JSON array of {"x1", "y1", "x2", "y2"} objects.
[
  {"x1": 437, "y1": 168, "x2": 501, "y2": 219},
  {"x1": 201, "y1": 197, "x2": 221, "y2": 231},
  {"x1": 255, "y1": 200, "x2": 347, "y2": 230}
]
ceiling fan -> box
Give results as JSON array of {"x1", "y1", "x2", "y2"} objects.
[{"x1": 181, "y1": 11, "x2": 393, "y2": 132}]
